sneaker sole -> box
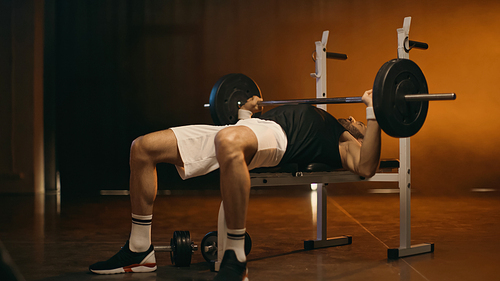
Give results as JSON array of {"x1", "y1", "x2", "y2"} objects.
[
  {"x1": 90, "y1": 263, "x2": 157, "y2": 275},
  {"x1": 244, "y1": 268, "x2": 249, "y2": 281}
]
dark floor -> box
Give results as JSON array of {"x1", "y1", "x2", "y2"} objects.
[{"x1": 0, "y1": 187, "x2": 499, "y2": 281}]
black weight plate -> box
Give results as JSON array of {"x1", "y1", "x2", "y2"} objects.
[
  {"x1": 170, "y1": 231, "x2": 192, "y2": 267},
  {"x1": 244, "y1": 232, "x2": 252, "y2": 256},
  {"x1": 373, "y1": 59, "x2": 428, "y2": 138},
  {"x1": 199, "y1": 231, "x2": 252, "y2": 263},
  {"x1": 209, "y1": 73, "x2": 261, "y2": 125},
  {"x1": 201, "y1": 231, "x2": 218, "y2": 262}
]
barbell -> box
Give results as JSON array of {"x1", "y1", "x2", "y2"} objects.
[{"x1": 207, "y1": 58, "x2": 456, "y2": 138}]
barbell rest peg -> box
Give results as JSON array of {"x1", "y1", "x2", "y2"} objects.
[
  {"x1": 409, "y1": 40, "x2": 429, "y2": 50},
  {"x1": 312, "y1": 50, "x2": 348, "y2": 61},
  {"x1": 326, "y1": 52, "x2": 348, "y2": 60},
  {"x1": 404, "y1": 37, "x2": 429, "y2": 52}
]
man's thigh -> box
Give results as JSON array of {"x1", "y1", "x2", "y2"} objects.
[{"x1": 234, "y1": 119, "x2": 287, "y2": 170}]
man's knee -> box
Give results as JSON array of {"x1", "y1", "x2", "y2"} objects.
[
  {"x1": 215, "y1": 127, "x2": 257, "y2": 165},
  {"x1": 130, "y1": 134, "x2": 166, "y2": 166},
  {"x1": 130, "y1": 136, "x2": 150, "y2": 166}
]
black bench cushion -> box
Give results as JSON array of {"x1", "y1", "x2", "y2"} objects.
[{"x1": 250, "y1": 159, "x2": 399, "y2": 174}]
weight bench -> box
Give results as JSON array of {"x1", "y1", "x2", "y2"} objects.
[
  {"x1": 249, "y1": 159, "x2": 401, "y2": 254},
  {"x1": 247, "y1": 158, "x2": 404, "y2": 252},
  {"x1": 215, "y1": 138, "x2": 433, "y2": 271},
  {"x1": 213, "y1": 17, "x2": 434, "y2": 271}
]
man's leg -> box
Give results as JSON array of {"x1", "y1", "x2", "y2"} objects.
[
  {"x1": 214, "y1": 126, "x2": 258, "y2": 281},
  {"x1": 129, "y1": 129, "x2": 182, "y2": 215},
  {"x1": 128, "y1": 129, "x2": 183, "y2": 251},
  {"x1": 90, "y1": 129, "x2": 183, "y2": 274}
]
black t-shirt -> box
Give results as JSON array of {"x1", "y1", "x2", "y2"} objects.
[{"x1": 259, "y1": 104, "x2": 347, "y2": 169}]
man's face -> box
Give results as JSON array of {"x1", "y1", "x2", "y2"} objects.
[{"x1": 338, "y1": 117, "x2": 366, "y2": 141}]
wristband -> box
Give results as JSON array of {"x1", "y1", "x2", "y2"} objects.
[
  {"x1": 366, "y1": 107, "x2": 376, "y2": 120},
  {"x1": 238, "y1": 109, "x2": 253, "y2": 120}
]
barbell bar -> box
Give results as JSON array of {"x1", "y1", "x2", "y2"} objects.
[
  {"x1": 207, "y1": 58, "x2": 456, "y2": 138},
  {"x1": 205, "y1": 93, "x2": 455, "y2": 108},
  {"x1": 237, "y1": 93, "x2": 455, "y2": 107}
]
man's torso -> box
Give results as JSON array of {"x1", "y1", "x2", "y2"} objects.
[{"x1": 259, "y1": 104, "x2": 347, "y2": 169}]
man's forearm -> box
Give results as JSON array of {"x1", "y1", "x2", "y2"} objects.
[{"x1": 358, "y1": 120, "x2": 381, "y2": 177}]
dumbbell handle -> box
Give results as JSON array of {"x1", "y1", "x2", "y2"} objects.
[
  {"x1": 154, "y1": 244, "x2": 198, "y2": 252},
  {"x1": 254, "y1": 93, "x2": 456, "y2": 106},
  {"x1": 154, "y1": 245, "x2": 173, "y2": 252}
]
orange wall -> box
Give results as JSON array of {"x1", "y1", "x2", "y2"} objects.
[
  {"x1": 192, "y1": 0, "x2": 499, "y2": 195},
  {"x1": 39, "y1": 0, "x2": 499, "y2": 195}
]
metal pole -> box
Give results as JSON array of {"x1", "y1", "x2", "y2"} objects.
[{"x1": 258, "y1": 97, "x2": 362, "y2": 106}]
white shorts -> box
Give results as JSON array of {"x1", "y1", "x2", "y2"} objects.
[{"x1": 170, "y1": 119, "x2": 287, "y2": 180}]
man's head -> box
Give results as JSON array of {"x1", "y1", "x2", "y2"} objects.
[{"x1": 338, "y1": 117, "x2": 366, "y2": 143}]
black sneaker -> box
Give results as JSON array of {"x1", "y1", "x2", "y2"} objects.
[
  {"x1": 89, "y1": 241, "x2": 157, "y2": 274},
  {"x1": 213, "y1": 250, "x2": 249, "y2": 281}
]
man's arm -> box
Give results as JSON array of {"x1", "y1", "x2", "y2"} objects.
[
  {"x1": 238, "y1": 96, "x2": 263, "y2": 120},
  {"x1": 343, "y1": 90, "x2": 382, "y2": 178}
]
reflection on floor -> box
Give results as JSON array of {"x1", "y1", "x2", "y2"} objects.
[{"x1": 0, "y1": 187, "x2": 499, "y2": 281}]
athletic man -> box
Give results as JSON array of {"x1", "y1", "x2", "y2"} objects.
[{"x1": 89, "y1": 89, "x2": 381, "y2": 280}]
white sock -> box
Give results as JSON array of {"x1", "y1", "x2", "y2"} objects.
[
  {"x1": 129, "y1": 213, "x2": 152, "y2": 253},
  {"x1": 226, "y1": 228, "x2": 247, "y2": 263}
]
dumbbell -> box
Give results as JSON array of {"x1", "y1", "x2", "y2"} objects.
[{"x1": 154, "y1": 231, "x2": 198, "y2": 267}]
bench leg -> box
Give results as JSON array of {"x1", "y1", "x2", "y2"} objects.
[
  {"x1": 304, "y1": 184, "x2": 352, "y2": 250},
  {"x1": 389, "y1": 137, "x2": 433, "y2": 259}
]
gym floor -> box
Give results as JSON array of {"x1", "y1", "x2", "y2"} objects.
[{"x1": 1, "y1": 187, "x2": 499, "y2": 281}]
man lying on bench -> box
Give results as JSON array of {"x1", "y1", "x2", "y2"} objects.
[{"x1": 89, "y1": 90, "x2": 381, "y2": 281}]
